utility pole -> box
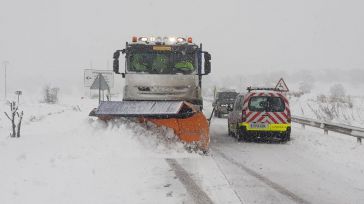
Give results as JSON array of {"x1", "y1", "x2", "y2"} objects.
[{"x1": 3, "y1": 61, "x2": 9, "y2": 100}]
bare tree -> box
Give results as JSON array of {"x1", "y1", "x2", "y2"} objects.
[
  {"x1": 4, "y1": 101, "x2": 24, "y2": 137},
  {"x1": 329, "y1": 83, "x2": 352, "y2": 107},
  {"x1": 43, "y1": 85, "x2": 60, "y2": 104},
  {"x1": 330, "y1": 83, "x2": 346, "y2": 100},
  {"x1": 16, "y1": 111, "x2": 24, "y2": 137}
]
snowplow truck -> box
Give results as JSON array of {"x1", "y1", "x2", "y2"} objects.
[{"x1": 90, "y1": 36, "x2": 212, "y2": 151}]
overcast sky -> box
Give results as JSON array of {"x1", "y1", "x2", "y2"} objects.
[{"x1": 1, "y1": 0, "x2": 364, "y2": 94}]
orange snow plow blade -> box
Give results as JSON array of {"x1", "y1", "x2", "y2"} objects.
[
  {"x1": 90, "y1": 101, "x2": 210, "y2": 151},
  {"x1": 144, "y1": 110, "x2": 209, "y2": 151}
]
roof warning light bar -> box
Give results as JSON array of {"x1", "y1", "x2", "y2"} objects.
[
  {"x1": 131, "y1": 36, "x2": 193, "y2": 44},
  {"x1": 247, "y1": 87, "x2": 282, "y2": 92}
]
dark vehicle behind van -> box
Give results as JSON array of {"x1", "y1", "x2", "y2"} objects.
[{"x1": 213, "y1": 91, "x2": 238, "y2": 118}]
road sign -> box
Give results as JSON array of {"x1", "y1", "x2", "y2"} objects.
[
  {"x1": 275, "y1": 78, "x2": 289, "y2": 92},
  {"x1": 90, "y1": 74, "x2": 110, "y2": 90},
  {"x1": 84, "y1": 69, "x2": 114, "y2": 88},
  {"x1": 14, "y1": 90, "x2": 22, "y2": 104}
]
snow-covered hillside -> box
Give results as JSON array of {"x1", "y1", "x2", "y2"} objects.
[{"x1": 290, "y1": 93, "x2": 364, "y2": 126}]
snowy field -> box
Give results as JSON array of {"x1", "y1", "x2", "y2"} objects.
[
  {"x1": 0, "y1": 97, "x2": 239, "y2": 204},
  {"x1": 0, "y1": 95, "x2": 363, "y2": 204}
]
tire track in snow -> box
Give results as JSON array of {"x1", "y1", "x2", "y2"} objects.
[
  {"x1": 213, "y1": 148, "x2": 310, "y2": 204},
  {"x1": 166, "y1": 158, "x2": 214, "y2": 204}
]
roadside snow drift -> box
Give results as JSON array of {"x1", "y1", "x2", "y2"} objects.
[{"x1": 0, "y1": 98, "x2": 199, "y2": 204}]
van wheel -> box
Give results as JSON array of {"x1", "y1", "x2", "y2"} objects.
[
  {"x1": 281, "y1": 132, "x2": 291, "y2": 142},
  {"x1": 236, "y1": 125, "x2": 243, "y2": 141},
  {"x1": 217, "y1": 112, "x2": 222, "y2": 118}
]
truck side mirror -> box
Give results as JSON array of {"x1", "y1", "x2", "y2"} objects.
[
  {"x1": 204, "y1": 52, "x2": 211, "y2": 75},
  {"x1": 113, "y1": 58, "x2": 119, "y2": 74},
  {"x1": 113, "y1": 50, "x2": 124, "y2": 75},
  {"x1": 113, "y1": 51, "x2": 120, "y2": 59}
]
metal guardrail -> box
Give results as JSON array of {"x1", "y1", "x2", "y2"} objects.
[{"x1": 292, "y1": 116, "x2": 364, "y2": 144}]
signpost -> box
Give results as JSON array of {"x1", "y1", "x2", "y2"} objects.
[
  {"x1": 84, "y1": 69, "x2": 114, "y2": 88},
  {"x1": 90, "y1": 74, "x2": 110, "y2": 104},
  {"x1": 15, "y1": 90, "x2": 22, "y2": 104},
  {"x1": 275, "y1": 78, "x2": 289, "y2": 92}
]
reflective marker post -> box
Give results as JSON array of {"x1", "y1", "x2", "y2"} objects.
[
  {"x1": 99, "y1": 73, "x2": 102, "y2": 104},
  {"x1": 15, "y1": 90, "x2": 22, "y2": 104}
]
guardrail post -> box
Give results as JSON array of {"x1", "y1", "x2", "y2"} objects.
[
  {"x1": 357, "y1": 137, "x2": 362, "y2": 144},
  {"x1": 321, "y1": 123, "x2": 328, "y2": 135}
]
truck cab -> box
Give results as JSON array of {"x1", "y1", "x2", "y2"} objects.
[{"x1": 113, "y1": 36, "x2": 211, "y2": 110}]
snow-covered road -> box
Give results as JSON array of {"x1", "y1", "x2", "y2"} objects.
[
  {"x1": 1, "y1": 98, "x2": 364, "y2": 204},
  {"x1": 210, "y1": 118, "x2": 364, "y2": 204},
  {"x1": 0, "y1": 98, "x2": 240, "y2": 204}
]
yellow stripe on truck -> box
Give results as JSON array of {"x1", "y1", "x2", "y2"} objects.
[{"x1": 239, "y1": 122, "x2": 291, "y2": 131}]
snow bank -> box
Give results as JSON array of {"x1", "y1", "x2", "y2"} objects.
[{"x1": 0, "y1": 97, "x2": 200, "y2": 204}]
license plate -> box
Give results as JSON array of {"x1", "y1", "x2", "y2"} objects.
[{"x1": 250, "y1": 123, "x2": 268, "y2": 129}]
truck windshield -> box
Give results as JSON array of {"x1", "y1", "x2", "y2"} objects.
[
  {"x1": 248, "y1": 96, "x2": 285, "y2": 112},
  {"x1": 127, "y1": 52, "x2": 197, "y2": 74}
]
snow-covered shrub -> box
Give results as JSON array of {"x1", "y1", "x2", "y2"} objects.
[
  {"x1": 309, "y1": 91, "x2": 354, "y2": 123},
  {"x1": 288, "y1": 91, "x2": 304, "y2": 98},
  {"x1": 329, "y1": 84, "x2": 346, "y2": 101},
  {"x1": 299, "y1": 81, "x2": 313, "y2": 94},
  {"x1": 43, "y1": 85, "x2": 60, "y2": 104},
  {"x1": 317, "y1": 94, "x2": 328, "y2": 103}
]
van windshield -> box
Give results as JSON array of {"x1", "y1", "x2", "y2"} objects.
[{"x1": 248, "y1": 96, "x2": 285, "y2": 112}]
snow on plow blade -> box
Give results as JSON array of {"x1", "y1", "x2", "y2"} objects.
[{"x1": 90, "y1": 101, "x2": 209, "y2": 151}]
